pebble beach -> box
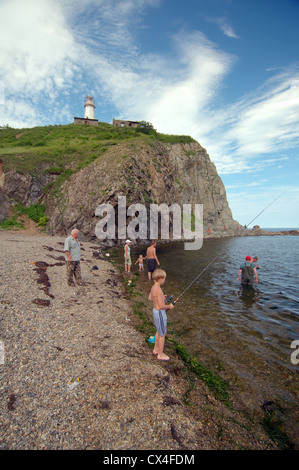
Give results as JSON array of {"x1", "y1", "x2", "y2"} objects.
[{"x1": 0, "y1": 228, "x2": 282, "y2": 451}]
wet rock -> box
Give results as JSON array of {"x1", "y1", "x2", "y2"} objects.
[{"x1": 32, "y1": 299, "x2": 51, "y2": 307}]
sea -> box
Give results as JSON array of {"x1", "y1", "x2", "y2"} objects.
[{"x1": 114, "y1": 230, "x2": 299, "y2": 440}]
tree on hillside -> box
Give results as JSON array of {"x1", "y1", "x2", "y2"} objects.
[{"x1": 136, "y1": 121, "x2": 157, "y2": 135}]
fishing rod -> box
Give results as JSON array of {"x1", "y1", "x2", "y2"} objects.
[
  {"x1": 167, "y1": 192, "x2": 286, "y2": 305},
  {"x1": 245, "y1": 192, "x2": 285, "y2": 229},
  {"x1": 170, "y1": 240, "x2": 234, "y2": 305}
]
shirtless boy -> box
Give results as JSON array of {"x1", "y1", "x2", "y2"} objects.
[
  {"x1": 135, "y1": 254, "x2": 147, "y2": 271},
  {"x1": 146, "y1": 241, "x2": 160, "y2": 280},
  {"x1": 148, "y1": 269, "x2": 174, "y2": 361}
]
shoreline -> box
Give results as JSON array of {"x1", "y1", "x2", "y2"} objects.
[
  {"x1": 0, "y1": 229, "x2": 295, "y2": 450},
  {"x1": 243, "y1": 228, "x2": 299, "y2": 236}
]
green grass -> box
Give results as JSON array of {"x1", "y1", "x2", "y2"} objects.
[
  {"x1": 262, "y1": 406, "x2": 294, "y2": 449},
  {"x1": 0, "y1": 216, "x2": 24, "y2": 230},
  {"x1": 0, "y1": 203, "x2": 49, "y2": 229},
  {"x1": 156, "y1": 132, "x2": 195, "y2": 144},
  {"x1": 0, "y1": 123, "x2": 196, "y2": 175},
  {"x1": 132, "y1": 300, "x2": 156, "y2": 335},
  {"x1": 169, "y1": 339, "x2": 232, "y2": 407}
]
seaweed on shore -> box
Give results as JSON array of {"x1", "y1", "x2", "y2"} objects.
[
  {"x1": 168, "y1": 339, "x2": 231, "y2": 407},
  {"x1": 261, "y1": 401, "x2": 294, "y2": 449}
]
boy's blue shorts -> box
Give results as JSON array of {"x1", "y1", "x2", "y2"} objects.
[{"x1": 153, "y1": 308, "x2": 167, "y2": 336}]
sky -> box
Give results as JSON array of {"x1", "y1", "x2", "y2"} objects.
[{"x1": 0, "y1": 0, "x2": 298, "y2": 228}]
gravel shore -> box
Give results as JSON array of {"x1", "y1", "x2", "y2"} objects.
[{"x1": 0, "y1": 229, "x2": 279, "y2": 450}]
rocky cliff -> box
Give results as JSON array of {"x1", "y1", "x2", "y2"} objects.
[{"x1": 0, "y1": 125, "x2": 242, "y2": 242}]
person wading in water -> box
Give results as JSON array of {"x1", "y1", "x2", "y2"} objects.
[{"x1": 238, "y1": 255, "x2": 258, "y2": 287}]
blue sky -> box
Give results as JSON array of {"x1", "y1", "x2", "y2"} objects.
[{"x1": 0, "y1": 0, "x2": 298, "y2": 227}]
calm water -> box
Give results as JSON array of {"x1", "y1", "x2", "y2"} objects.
[
  {"x1": 147, "y1": 236, "x2": 299, "y2": 368},
  {"x1": 115, "y1": 235, "x2": 299, "y2": 424}
]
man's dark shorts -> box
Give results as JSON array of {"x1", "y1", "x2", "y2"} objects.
[{"x1": 147, "y1": 259, "x2": 157, "y2": 273}]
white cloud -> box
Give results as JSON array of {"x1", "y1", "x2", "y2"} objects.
[
  {"x1": 228, "y1": 75, "x2": 299, "y2": 156},
  {"x1": 0, "y1": 0, "x2": 163, "y2": 126},
  {"x1": 123, "y1": 30, "x2": 236, "y2": 130},
  {"x1": 226, "y1": 180, "x2": 268, "y2": 190},
  {"x1": 2, "y1": 99, "x2": 40, "y2": 128},
  {"x1": 206, "y1": 16, "x2": 240, "y2": 39},
  {"x1": 60, "y1": 0, "x2": 160, "y2": 57},
  {"x1": 1, "y1": 0, "x2": 79, "y2": 91},
  {"x1": 0, "y1": 0, "x2": 80, "y2": 126},
  {"x1": 196, "y1": 67, "x2": 299, "y2": 174}
]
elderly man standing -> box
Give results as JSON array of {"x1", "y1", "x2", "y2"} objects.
[{"x1": 64, "y1": 228, "x2": 83, "y2": 286}]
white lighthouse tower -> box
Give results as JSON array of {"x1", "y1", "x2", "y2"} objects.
[
  {"x1": 74, "y1": 95, "x2": 98, "y2": 125},
  {"x1": 84, "y1": 95, "x2": 96, "y2": 120}
]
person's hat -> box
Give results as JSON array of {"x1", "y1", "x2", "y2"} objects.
[
  {"x1": 245, "y1": 255, "x2": 251, "y2": 260},
  {"x1": 126, "y1": 239, "x2": 131, "y2": 243}
]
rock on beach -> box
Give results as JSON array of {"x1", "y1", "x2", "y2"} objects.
[{"x1": 0, "y1": 230, "x2": 278, "y2": 450}]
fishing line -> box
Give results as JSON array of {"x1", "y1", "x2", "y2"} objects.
[
  {"x1": 245, "y1": 192, "x2": 285, "y2": 229},
  {"x1": 170, "y1": 192, "x2": 286, "y2": 305}
]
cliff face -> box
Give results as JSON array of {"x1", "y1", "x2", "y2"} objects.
[
  {"x1": 1, "y1": 134, "x2": 241, "y2": 241},
  {"x1": 45, "y1": 138, "x2": 240, "y2": 241}
]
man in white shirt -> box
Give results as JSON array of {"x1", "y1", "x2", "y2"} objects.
[{"x1": 64, "y1": 228, "x2": 83, "y2": 286}]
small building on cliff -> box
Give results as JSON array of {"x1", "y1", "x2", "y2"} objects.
[{"x1": 113, "y1": 119, "x2": 139, "y2": 128}]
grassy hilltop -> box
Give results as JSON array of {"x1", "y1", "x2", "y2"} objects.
[
  {"x1": 0, "y1": 122, "x2": 195, "y2": 175},
  {"x1": 0, "y1": 122, "x2": 197, "y2": 232}
]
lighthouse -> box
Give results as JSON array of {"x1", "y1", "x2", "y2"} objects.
[
  {"x1": 74, "y1": 95, "x2": 98, "y2": 126},
  {"x1": 84, "y1": 95, "x2": 96, "y2": 120}
]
